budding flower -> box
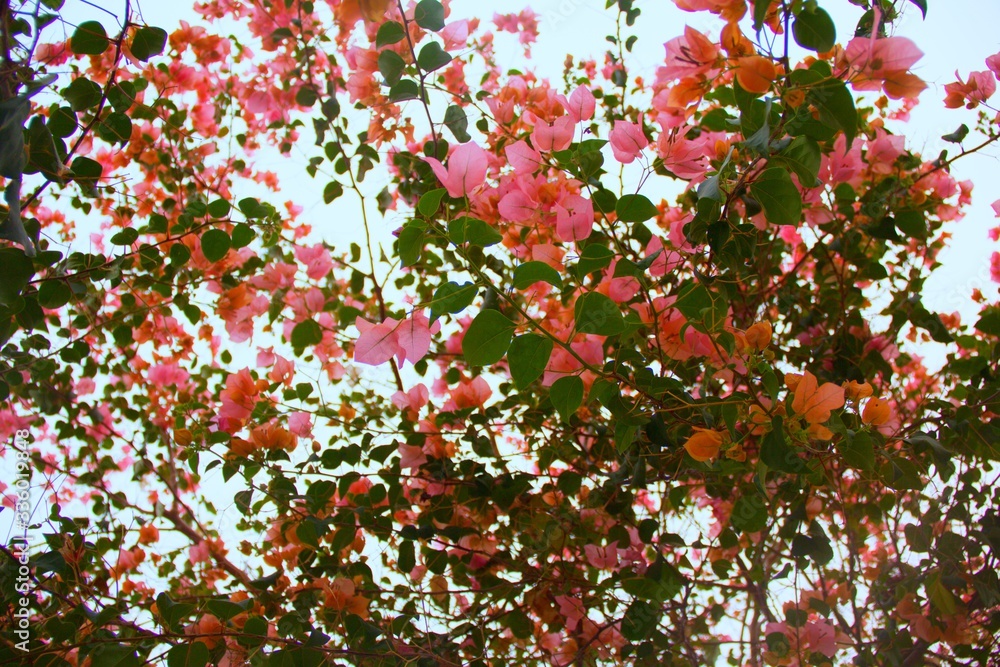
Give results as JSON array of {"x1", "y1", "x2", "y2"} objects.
[
  {"x1": 745, "y1": 321, "x2": 773, "y2": 351},
  {"x1": 683, "y1": 428, "x2": 724, "y2": 462},
  {"x1": 862, "y1": 397, "x2": 892, "y2": 426},
  {"x1": 174, "y1": 428, "x2": 193, "y2": 446}
]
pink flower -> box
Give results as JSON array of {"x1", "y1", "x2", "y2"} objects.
[
  {"x1": 658, "y1": 135, "x2": 707, "y2": 179},
  {"x1": 555, "y1": 195, "x2": 594, "y2": 242},
  {"x1": 944, "y1": 70, "x2": 996, "y2": 109},
  {"x1": 584, "y1": 541, "x2": 619, "y2": 570},
  {"x1": 504, "y1": 140, "x2": 543, "y2": 173},
  {"x1": 294, "y1": 244, "x2": 334, "y2": 280},
  {"x1": 287, "y1": 412, "x2": 312, "y2": 438},
  {"x1": 451, "y1": 376, "x2": 492, "y2": 409},
  {"x1": 424, "y1": 142, "x2": 489, "y2": 198},
  {"x1": 531, "y1": 115, "x2": 574, "y2": 152},
  {"x1": 609, "y1": 121, "x2": 648, "y2": 164},
  {"x1": 659, "y1": 26, "x2": 720, "y2": 80},
  {"x1": 498, "y1": 189, "x2": 537, "y2": 222},
  {"x1": 556, "y1": 85, "x2": 596, "y2": 123},
  {"x1": 354, "y1": 312, "x2": 439, "y2": 366},
  {"x1": 867, "y1": 131, "x2": 905, "y2": 175},
  {"x1": 147, "y1": 363, "x2": 190, "y2": 387},
  {"x1": 988, "y1": 52, "x2": 1000, "y2": 80}
]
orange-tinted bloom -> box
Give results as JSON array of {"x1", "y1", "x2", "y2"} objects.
[
  {"x1": 138, "y1": 524, "x2": 160, "y2": 545},
  {"x1": 249, "y1": 423, "x2": 298, "y2": 452},
  {"x1": 843, "y1": 380, "x2": 873, "y2": 401},
  {"x1": 861, "y1": 397, "x2": 891, "y2": 426},
  {"x1": 791, "y1": 371, "x2": 845, "y2": 425},
  {"x1": 735, "y1": 56, "x2": 777, "y2": 94},
  {"x1": 683, "y1": 428, "x2": 724, "y2": 461},
  {"x1": 745, "y1": 321, "x2": 773, "y2": 351}
]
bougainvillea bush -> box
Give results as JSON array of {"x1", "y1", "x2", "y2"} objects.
[{"x1": 1, "y1": 0, "x2": 999, "y2": 664}]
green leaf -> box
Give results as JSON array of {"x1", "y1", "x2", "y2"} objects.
[
  {"x1": 97, "y1": 112, "x2": 132, "y2": 145},
  {"x1": 418, "y1": 188, "x2": 446, "y2": 217},
  {"x1": 443, "y1": 104, "x2": 471, "y2": 143},
  {"x1": 429, "y1": 281, "x2": 476, "y2": 321},
  {"x1": 512, "y1": 261, "x2": 562, "y2": 290},
  {"x1": 417, "y1": 42, "x2": 452, "y2": 73},
  {"x1": 550, "y1": 375, "x2": 584, "y2": 423},
  {"x1": 414, "y1": 0, "x2": 446, "y2": 31},
  {"x1": 376, "y1": 21, "x2": 406, "y2": 48},
  {"x1": 323, "y1": 180, "x2": 344, "y2": 203},
  {"x1": 774, "y1": 136, "x2": 821, "y2": 187},
  {"x1": 760, "y1": 417, "x2": 807, "y2": 474},
  {"x1": 0, "y1": 248, "x2": 35, "y2": 307},
  {"x1": 809, "y1": 79, "x2": 857, "y2": 146},
  {"x1": 291, "y1": 319, "x2": 323, "y2": 350},
  {"x1": 378, "y1": 51, "x2": 406, "y2": 86},
  {"x1": 398, "y1": 540, "x2": 415, "y2": 573},
  {"x1": 731, "y1": 494, "x2": 769, "y2": 533},
  {"x1": 110, "y1": 227, "x2": 139, "y2": 246},
  {"x1": 207, "y1": 199, "x2": 231, "y2": 218},
  {"x1": 574, "y1": 291, "x2": 625, "y2": 336},
  {"x1": 449, "y1": 216, "x2": 502, "y2": 246},
  {"x1": 130, "y1": 26, "x2": 168, "y2": 61},
  {"x1": 907, "y1": 0, "x2": 927, "y2": 19},
  {"x1": 200, "y1": 228, "x2": 230, "y2": 263},
  {"x1": 792, "y1": 7, "x2": 836, "y2": 53},
  {"x1": 616, "y1": 194, "x2": 659, "y2": 223},
  {"x1": 976, "y1": 308, "x2": 1000, "y2": 336},
  {"x1": 70, "y1": 21, "x2": 109, "y2": 55},
  {"x1": 71, "y1": 156, "x2": 103, "y2": 181},
  {"x1": 62, "y1": 78, "x2": 102, "y2": 111},
  {"x1": 204, "y1": 599, "x2": 250, "y2": 621},
  {"x1": 753, "y1": 0, "x2": 770, "y2": 31},
  {"x1": 508, "y1": 334, "x2": 553, "y2": 389},
  {"x1": 750, "y1": 167, "x2": 802, "y2": 226},
  {"x1": 574, "y1": 244, "x2": 615, "y2": 278},
  {"x1": 462, "y1": 309, "x2": 516, "y2": 366},
  {"x1": 389, "y1": 79, "x2": 420, "y2": 102},
  {"x1": 616, "y1": 422, "x2": 638, "y2": 453},
  {"x1": 231, "y1": 224, "x2": 254, "y2": 248},
  {"x1": 621, "y1": 600, "x2": 660, "y2": 641},
  {"x1": 841, "y1": 431, "x2": 875, "y2": 472},
  {"x1": 674, "y1": 282, "x2": 726, "y2": 332},
  {"x1": 37, "y1": 281, "x2": 72, "y2": 309},
  {"x1": 398, "y1": 221, "x2": 426, "y2": 267}
]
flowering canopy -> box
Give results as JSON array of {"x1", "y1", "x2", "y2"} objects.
[{"x1": 1, "y1": 0, "x2": 1000, "y2": 665}]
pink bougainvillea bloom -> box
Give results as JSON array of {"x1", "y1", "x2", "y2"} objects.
[
  {"x1": 556, "y1": 85, "x2": 596, "y2": 123},
  {"x1": 609, "y1": 120, "x2": 649, "y2": 164},
  {"x1": 584, "y1": 541, "x2": 619, "y2": 570},
  {"x1": 504, "y1": 140, "x2": 543, "y2": 173},
  {"x1": 658, "y1": 135, "x2": 708, "y2": 180},
  {"x1": 987, "y1": 52, "x2": 1000, "y2": 79},
  {"x1": 555, "y1": 194, "x2": 594, "y2": 242},
  {"x1": 531, "y1": 115, "x2": 574, "y2": 152},
  {"x1": 424, "y1": 142, "x2": 488, "y2": 198},
  {"x1": 659, "y1": 26, "x2": 720, "y2": 80},
  {"x1": 355, "y1": 312, "x2": 439, "y2": 367},
  {"x1": 294, "y1": 243, "x2": 334, "y2": 280},
  {"x1": 354, "y1": 316, "x2": 400, "y2": 366},
  {"x1": 452, "y1": 376, "x2": 493, "y2": 409},
  {"x1": 498, "y1": 189, "x2": 538, "y2": 222},
  {"x1": 944, "y1": 70, "x2": 996, "y2": 109}
]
